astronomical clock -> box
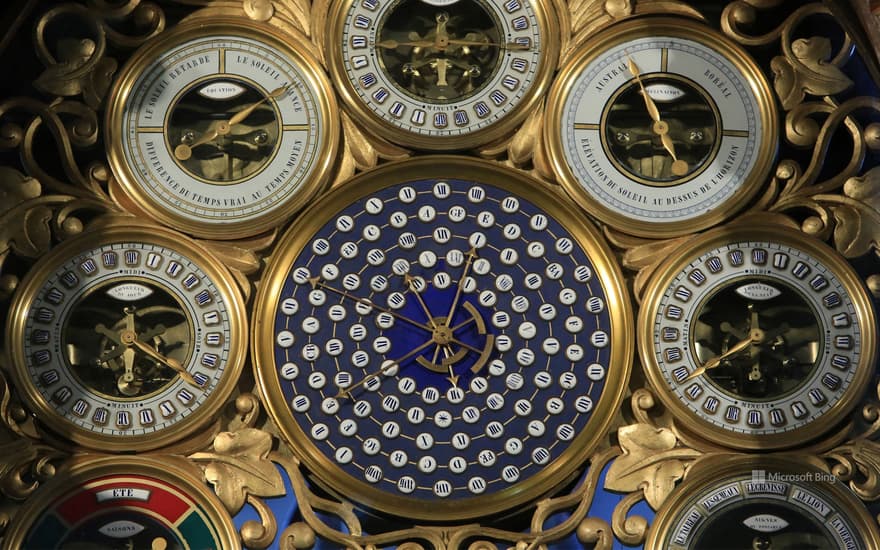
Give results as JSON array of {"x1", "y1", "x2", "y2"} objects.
[{"x1": 0, "y1": 1, "x2": 879, "y2": 549}]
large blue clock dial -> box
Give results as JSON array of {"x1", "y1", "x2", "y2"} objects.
[{"x1": 253, "y1": 157, "x2": 632, "y2": 520}]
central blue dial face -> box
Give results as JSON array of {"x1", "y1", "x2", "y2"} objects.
[{"x1": 268, "y1": 176, "x2": 615, "y2": 505}]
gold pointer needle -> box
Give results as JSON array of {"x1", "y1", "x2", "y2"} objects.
[
  {"x1": 404, "y1": 273, "x2": 438, "y2": 328},
  {"x1": 627, "y1": 56, "x2": 688, "y2": 176},
  {"x1": 174, "y1": 85, "x2": 289, "y2": 160},
  {"x1": 405, "y1": 275, "x2": 456, "y2": 359},
  {"x1": 375, "y1": 39, "x2": 435, "y2": 49},
  {"x1": 312, "y1": 277, "x2": 481, "y2": 352},
  {"x1": 337, "y1": 338, "x2": 438, "y2": 398},
  {"x1": 445, "y1": 248, "x2": 476, "y2": 324},
  {"x1": 447, "y1": 38, "x2": 531, "y2": 50},
  {"x1": 130, "y1": 339, "x2": 199, "y2": 386},
  {"x1": 311, "y1": 277, "x2": 434, "y2": 332},
  {"x1": 227, "y1": 84, "x2": 290, "y2": 127},
  {"x1": 683, "y1": 335, "x2": 756, "y2": 382},
  {"x1": 627, "y1": 56, "x2": 661, "y2": 123}
]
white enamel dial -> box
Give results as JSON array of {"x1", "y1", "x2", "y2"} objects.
[
  {"x1": 639, "y1": 224, "x2": 876, "y2": 449},
  {"x1": 546, "y1": 17, "x2": 778, "y2": 237},
  {"x1": 6, "y1": 224, "x2": 246, "y2": 451},
  {"x1": 107, "y1": 20, "x2": 337, "y2": 239},
  {"x1": 328, "y1": 0, "x2": 558, "y2": 149}
]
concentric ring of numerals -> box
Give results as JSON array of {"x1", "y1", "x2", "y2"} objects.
[
  {"x1": 328, "y1": 0, "x2": 557, "y2": 149},
  {"x1": 7, "y1": 226, "x2": 245, "y2": 451},
  {"x1": 255, "y1": 158, "x2": 631, "y2": 520},
  {"x1": 640, "y1": 225, "x2": 876, "y2": 449}
]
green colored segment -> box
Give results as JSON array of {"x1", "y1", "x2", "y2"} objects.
[{"x1": 178, "y1": 510, "x2": 219, "y2": 550}]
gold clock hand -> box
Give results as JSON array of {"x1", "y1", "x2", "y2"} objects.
[
  {"x1": 433, "y1": 11, "x2": 450, "y2": 49},
  {"x1": 627, "y1": 56, "x2": 661, "y2": 122},
  {"x1": 116, "y1": 306, "x2": 140, "y2": 395},
  {"x1": 404, "y1": 273, "x2": 457, "y2": 361},
  {"x1": 311, "y1": 277, "x2": 484, "y2": 353},
  {"x1": 626, "y1": 56, "x2": 688, "y2": 177},
  {"x1": 174, "y1": 127, "x2": 219, "y2": 160},
  {"x1": 404, "y1": 273, "x2": 438, "y2": 328},
  {"x1": 311, "y1": 277, "x2": 434, "y2": 332},
  {"x1": 227, "y1": 84, "x2": 290, "y2": 127},
  {"x1": 375, "y1": 38, "x2": 436, "y2": 49},
  {"x1": 337, "y1": 338, "x2": 438, "y2": 399},
  {"x1": 683, "y1": 331, "x2": 761, "y2": 382},
  {"x1": 117, "y1": 347, "x2": 138, "y2": 396},
  {"x1": 174, "y1": 84, "x2": 289, "y2": 161},
  {"x1": 445, "y1": 247, "x2": 476, "y2": 326},
  {"x1": 447, "y1": 38, "x2": 531, "y2": 50},
  {"x1": 126, "y1": 336, "x2": 199, "y2": 387}
]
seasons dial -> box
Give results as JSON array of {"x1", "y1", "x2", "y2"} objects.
[
  {"x1": 253, "y1": 157, "x2": 632, "y2": 520},
  {"x1": 106, "y1": 18, "x2": 338, "y2": 239},
  {"x1": 5, "y1": 222, "x2": 245, "y2": 451},
  {"x1": 545, "y1": 16, "x2": 778, "y2": 237},
  {"x1": 646, "y1": 456, "x2": 880, "y2": 550},
  {"x1": 639, "y1": 223, "x2": 876, "y2": 449},
  {"x1": 2, "y1": 456, "x2": 237, "y2": 550},
  {"x1": 326, "y1": 0, "x2": 559, "y2": 150}
]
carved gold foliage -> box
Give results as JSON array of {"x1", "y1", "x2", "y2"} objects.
[
  {"x1": 477, "y1": 103, "x2": 546, "y2": 166},
  {"x1": 0, "y1": 167, "x2": 48, "y2": 257},
  {"x1": 722, "y1": 2, "x2": 853, "y2": 110},
  {"x1": 824, "y1": 439, "x2": 880, "y2": 501},
  {"x1": 0, "y1": 435, "x2": 65, "y2": 504},
  {"x1": 181, "y1": 0, "x2": 313, "y2": 44},
  {"x1": 826, "y1": 166, "x2": 880, "y2": 258},
  {"x1": 333, "y1": 112, "x2": 411, "y2": 187},
  {"x1": 275, "y1": 444, "x2": 617, "y2": 549},
  {"x1": 772, "y1": 37, "x2": 854, "y2": 110},
  {"x1": 564, "y1": 0, "x2": 701, "y2": 65},
  {"x1": 191, "y1": 428, "x2": 285, "y2": 514},
  {"x1": 605, "y1": 424, "x2": 700, "y2": 510},
  {"x1": 197, "y1": 231, "x2": 277, "y2": 301},
  {"x1": 607, "y1": 229, "x2": 689, "y2": 303},
  {"x1": 33, "y1": 2, "x2": 167, "y2": 107},
  {"x1": 575, "y1": 517, "x2": 613, "y2": 550}
]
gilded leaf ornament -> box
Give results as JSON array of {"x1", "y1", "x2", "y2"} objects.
[
  {"x1": 772, "y1": 37, "x2": 854, "y2": 110},
  {"x1": 605, "y1": 424, "x2": 700, "y2": 510},
  {"x1": 191, "y1": 428, "x2": 285, "y2": 513}
]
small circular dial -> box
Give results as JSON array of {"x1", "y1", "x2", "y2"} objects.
[
  {"x1": 3, "y1": 456, "x2": 237, "y2": 550},
  {"x1": 639, "y1": 223, "x2": 876, "y2": 449},
  {"x1": 545, "y1": 16, "x2": 778, "y2": 237},
  {"x1": 327, "y1": 0, "x2": 558, "y2": 149},
  {"x1": 253, "y1": 157, "x2": 632, "y2": 520},
  {"x1": 647, "y1": 457, "x2": 879, "y2": 550},
  {"x1": 106, "y1": 19, "x2": 338, "y2": 239},
  {"x1": 6, "y1": 223, "x2": 245, "y2": 451}
]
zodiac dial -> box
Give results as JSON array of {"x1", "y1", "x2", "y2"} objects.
[
  {"x1": 106, "y1": 18, "x2": 338, "y2": 239},
  {"x1": 5, "y1": 222, "x2": 246, "y2": 451},
  {"x1": 646, "y1": 456, "x2": 880, "y2": 550},
  {"x1": 545, "y1": 16, "x2": 778, "y2": 237},
  {"x1": 639, "y1": 223, "x2": 876, "y2": 449},
  {"x1": 253, "y1": 157, "x2": 632, "y2": 520},
  {"x1": 2, "y1": 456, "x2": 237, "y2": 550},
  {"x1": 326, "y1": 0, "x2": 559, "y2": 150}
]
